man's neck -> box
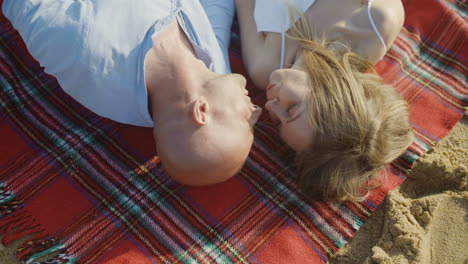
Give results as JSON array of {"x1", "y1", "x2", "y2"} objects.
[{"x1": 144, "y1": 20, "x2": 208, "y2": 120}]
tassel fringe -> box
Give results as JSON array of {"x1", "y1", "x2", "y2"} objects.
[{"x1": 0, "y1": 186, "x2": 73, "y2": 264}]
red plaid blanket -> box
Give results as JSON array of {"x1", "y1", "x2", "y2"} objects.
[{"x1": 1, "y1": 0, "x2": 466, "y2": 263}]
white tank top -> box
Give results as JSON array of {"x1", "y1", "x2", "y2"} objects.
[{"x1": 254, "y1": 0, "x2": 387, "y2": 69}]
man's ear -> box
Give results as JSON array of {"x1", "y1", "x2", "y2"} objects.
[{"x1": 192, "y1": 96, "x2": 210, "y2": 125}]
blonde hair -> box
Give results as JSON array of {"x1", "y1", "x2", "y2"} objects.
[{"x1": 288, "y1": 12, "x2": 413, "y2": 201}]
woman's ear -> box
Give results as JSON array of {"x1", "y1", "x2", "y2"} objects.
[{"x1": 192, "y1": 96, "x2": 210, "y2": 125}]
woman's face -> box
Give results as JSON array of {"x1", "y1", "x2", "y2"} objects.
[{"x1": 265, "y1": 68, "x2": 315, "y2": 151}]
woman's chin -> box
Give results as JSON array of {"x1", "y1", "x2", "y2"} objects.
[{"x1": 266, "y1": 110, "x2": 280, "y2": 126}]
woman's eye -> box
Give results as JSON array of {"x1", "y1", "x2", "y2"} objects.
[{"x1": 287, "y1": 104, "x2": 298, "y2": 117}]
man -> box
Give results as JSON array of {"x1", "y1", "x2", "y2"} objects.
[{"x1": 3, "y1": 0, "x2": 262, "y2": 185}]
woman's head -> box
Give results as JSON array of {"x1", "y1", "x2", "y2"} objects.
[{"x1": 265, "y1": 35, "x2": 413, "y2": 202}]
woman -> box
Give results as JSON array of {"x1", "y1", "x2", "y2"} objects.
[{"x1": 236, "y1": 0, "x2": 413, "y2": 201}]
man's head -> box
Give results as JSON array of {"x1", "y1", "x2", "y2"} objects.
[{"x1": 153, "y1": 73, "x2": 262, "y2": 186}]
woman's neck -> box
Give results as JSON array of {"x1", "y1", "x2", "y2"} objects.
[{"x1": 291, "y1": 50, "x2": 305, "y2": 70}]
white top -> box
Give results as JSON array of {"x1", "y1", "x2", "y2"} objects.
[
  {"x1": 254, "y1": 0, "x2": 387, "y2": 68},
  {"x1": 3, "y1": 0, "x2": 235, "y2": 127}
]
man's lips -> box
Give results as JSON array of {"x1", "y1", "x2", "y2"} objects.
[
  {"x1": 252, "y1": 104, "x2": 262, "y2": 112},
  {"x1": 250, "y1": 105, "x2": 263, "y2": 126}
]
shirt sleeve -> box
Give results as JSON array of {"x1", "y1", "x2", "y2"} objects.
[
  {"x1": 198, "y1": 0, "x2": 235, "y2": 69},
  {"x1": 2, "y1": 0, "x2": 86, "y2": 77}
]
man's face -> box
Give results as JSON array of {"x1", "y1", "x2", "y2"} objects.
[
  {"x1": 205, "y1": 73, "x2": 262, "y2": 131},
  {"x1": 204, "y1": 73, "x2": 263, "y2": 173}
]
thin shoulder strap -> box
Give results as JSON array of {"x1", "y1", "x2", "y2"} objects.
[
  {"x1": 280, "y1": 31, "x2": 286, "y2": 69},
  {"x1": 367, "y1": 0, "x2": 387, "y2": 51}
]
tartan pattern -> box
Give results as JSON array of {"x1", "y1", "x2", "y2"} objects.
[{"x1": 0, "y1": 0, "x2": 467, "y2": 263}]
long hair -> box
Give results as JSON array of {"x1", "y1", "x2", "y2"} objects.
[{"x1": 287, "y1": 10, "x2": 413, "y2": 201}]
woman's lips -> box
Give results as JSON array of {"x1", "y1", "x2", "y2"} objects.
[
  {"x1": 266, "y1": 83, "x2": 274, "y2": 92},
  {"x1": 269, "y1": 112, "x2": 280, "y2": 126},
  {"x1": 266, "y1": 84, "x2": 275, "y2": 100}
]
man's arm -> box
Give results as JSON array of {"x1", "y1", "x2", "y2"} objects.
[
  {"x1": 199, "y1": 0, "x2": 236, "y2": 71},
  {"x1": 199, "y1": 0, "x2": 235, "y2": 51}
]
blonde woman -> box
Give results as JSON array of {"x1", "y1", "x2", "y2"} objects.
[{"x1": 236, "y1": 0, "x2": 413, "y2": 200}]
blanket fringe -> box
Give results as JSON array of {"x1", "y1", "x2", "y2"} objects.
[
  {"x1": 0, "y1": 186, "x2": 72, "y2": 264},
  {"x1": 29, "y1": 252, "x2": 77, "y2": 264},
  {"x1": 0, "y1": 185, "x2": 21, "y2": 217},
  {"x1": 24, "y1": 241, "x2": 68, "y2": 264}
]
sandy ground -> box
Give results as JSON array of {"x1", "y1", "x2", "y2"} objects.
[
  {"x1": 1, "y1": 116, "x2": 467, "y2": 264},
  {"x1": 330, "y1": 115, "x2": 468, "y2": 264}
]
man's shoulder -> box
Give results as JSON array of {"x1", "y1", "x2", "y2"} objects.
[{"x1": 3, "y1": 0, "x2": 87, "y2": 75}]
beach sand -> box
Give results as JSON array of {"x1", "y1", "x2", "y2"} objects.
[
  {"x1": 1, "y1": 116, "x2": 467, "y2": 264},
  {"x1": 330, "y1": 115, "x2": 468, "y2": 264}
]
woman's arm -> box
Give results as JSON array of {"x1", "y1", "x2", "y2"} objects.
[
  {"x1": 235, "y1": 0, "x2": 278, "y2": 89},
  {"x1": 367, "y1": 0, "x2": 405, "y2": 62}
]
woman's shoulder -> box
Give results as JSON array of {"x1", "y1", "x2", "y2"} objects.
[
  {"x1": 244, "y1": 32, "x2": 302, "y2": 89},
  {"x1": 243, "y1": 36, "x2": 281, "y2": 89},
  {"x1": 363, "y1": 0, "x2": 405, "y2": 61},
  {"x1": 368, "y1": 0, "x2": 405, "y2": 42},
  {"x1": 303, "y1": 0, "x2": 404, "y2": 63}
]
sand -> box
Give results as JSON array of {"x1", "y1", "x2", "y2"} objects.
[
  {"x1": 330, "y1": 115, "x2": 468, "y2": 264},
  {"x1": 1, "y1": 116, "x2": 467, "y2": 264}
]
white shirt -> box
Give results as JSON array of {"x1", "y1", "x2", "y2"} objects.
[{"x1": 3, "y1": 0, "x2": 235, "y2": 127}]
